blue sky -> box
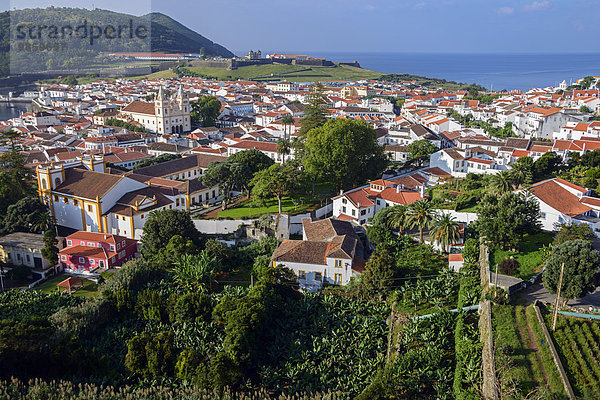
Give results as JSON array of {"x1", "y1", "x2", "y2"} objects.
[{"x1": 4, "y1": 0, "x2": 599, "y2": 55}]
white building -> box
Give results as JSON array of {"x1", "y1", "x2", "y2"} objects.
[
  {"x1": 271, "y1": 218, "x2": 366, "y2": 291},
  {"x1": 120, "y1": 86, "x2": 191, "y2": 134}
]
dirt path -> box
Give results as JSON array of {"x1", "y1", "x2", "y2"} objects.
[
  {"x1": 525, "y1": 317, "x2": 550, "y2": 386},
  {"x1": 514, "y1": 308, "x2": 550, "y2": 388}
]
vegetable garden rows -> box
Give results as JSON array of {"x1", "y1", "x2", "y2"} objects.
[{"x1": 545, "y1": 314, "x2": 600, "y2": 397}]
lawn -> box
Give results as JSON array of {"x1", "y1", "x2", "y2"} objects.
[
  {"x1": 216, "y1": 196, "x2": 319, "y2": 219},
  {"x1": 129, "y1": 63, "x2": 382, "y2": 83},
  {"x1": 491, "y1": 232, "x2": 554, "y2": 280},
  {"x1": 36, "y1": 274, "x2": 99, "y2": 298}
]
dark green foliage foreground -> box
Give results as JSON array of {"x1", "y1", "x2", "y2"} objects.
[
  {"x1": 0, "y1": 380, "x2": 343, "y2": 400},
  {"x1": 0, "y1": 252, "x2": 388, "y2": 399}
]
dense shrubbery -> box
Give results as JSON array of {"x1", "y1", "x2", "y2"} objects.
[{"x1": 453, "y1": 238, "x2": 483, "y2": 399}]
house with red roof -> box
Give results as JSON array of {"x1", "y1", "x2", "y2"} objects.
[
  {"x1": 271, "y1": 218, "x2": 365, "y2": 291},
  {"x1": 59, "y1": 231, "x2": 138, "y2": 274},
  {"x1": 331, "y1": 174, "x2": 427, "y2": 224},
  {"x1": 522, "y1": 178, "x2": 600, "y2": 235}
]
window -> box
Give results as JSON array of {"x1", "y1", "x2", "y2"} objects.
[
  {"x1": 342, "y1": 198, "x2": 347, "y2": 204},
  {"x1": 87, "y1": 242, "x2": 94, "y2": 247},
  {"x1": 54, "y1": 195, "x2": 59, "y2": 201},
  {"x1": 61, "y1": 255, "x2": 66, "y2": 261},
  {"x1": 63, "y1": 198, "x2": 68, "y2": 204},
  {"x1": 97, "y1": 243, "x2": 102, "y2": 247},
  {"x1": 540, "y1": 212, "x2": 546, "y2": 219},
  {"x1": 334, "y1": 273, "x2": 342, "y2": 285},
  {"x1": 110, "y1": 245, "x2": 115, "y2": 251},
  {"x1": 361, "y1": 209, "x2": 366, "y2": 216},
  {"x1": 67, "y1": 240, "x2": 72, "y2": 246},
  {"x1": 117, "y1": 243, "x2": 120, "y2": 250},
  {"x1": 73, "y1": 200, "x2": 78, "y2": 206},
  {"x1": 79, "y1": 257, "x2": 85, "y2": 263},
  {"x1": 122, "y1": 240, "x2": 126, "y2": 247},
  {"x1": 315, "y1": 272, "x2": 322, "y2": 281},
  {"x1": 335, "y1": 259, "x2": 343, "y2": 268},
  {"x1": 141, "y1": 214, "x2": 144, "y2": 219},
  {"x1": 351, "y1": 209, "x2": 356, "y2": 216},
  {"x1": 26, "y1": 255, "x2": 30, "y2": 262},
  {"x1": 89, "y1": 259, "x2": 95, "y2": 265},
  {"x1": 87, "y1": 205, "x2": 92, "y2": 212},
  {"x1": 298, "y1": 270, "x2": 306, "y2": 279}
]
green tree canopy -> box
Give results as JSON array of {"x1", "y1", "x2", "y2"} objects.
[
  {"x1": 203, "y1": 161, "x2": 251, "y2": 209},
  {"x1": 407, "y1": 139, "x2": 437, "y2": 164},
  {"x1": 1, "y1": 197, "x2": 51, "y2": 234},
  {"x1": 226, "y1": 149, "x2": 274, "y2": 175},
  {"x1": 533, "y1": 151, "x2": 562, "y2": 180},
  {"x1": 140, "y1": 209, "x2": 201, "y2": 260},
  {"x1": 251, "y1": 163, "x2": 302, "y2": 214},
  {"x1": 476, "y1": 192, "x2": 540, "y2": 249},
  {"x1": 544, "y1": 239, "x2": 600, "y2": 302},
  {"x1": 299, "y1": 83, "x2": 327, "y2": 137},
  {"x1": 302, "y1": 118, "x2": 387, "y2": 190},
  {"x1": 191, "y1": 96, "x2": 221, "y2": 127},
  {"x1": 553, "y1": 223, "x2": 596, "y2": 246}
]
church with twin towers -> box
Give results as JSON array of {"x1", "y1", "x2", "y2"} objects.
[{"x1": 120, "y1": 86, "x2": 191, "y2": 134}]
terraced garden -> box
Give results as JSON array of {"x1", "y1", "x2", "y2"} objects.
[
  {"x1": 493, "y1": 305, "x2": 565, "y2": 398},
  {"x1": 545, "y1": 314, "x2": 600, "y2": 397}
]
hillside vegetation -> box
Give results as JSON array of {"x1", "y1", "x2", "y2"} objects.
[{"x1": 135, "y1": 63, "x2": 383, "y2": 82}]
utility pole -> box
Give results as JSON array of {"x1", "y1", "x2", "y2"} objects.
[{"x1": 552, "y1": 262, "x2": 565, "y2": 332}]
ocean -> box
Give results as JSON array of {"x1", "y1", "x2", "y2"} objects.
[
  {"x1": 308, "y1": 52, "x2": 600, "y2": 91},
  {"x1": 0, "y1": 102, "x2": 29, "y2": 121}
]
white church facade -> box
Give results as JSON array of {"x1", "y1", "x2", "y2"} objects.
[{"x1": 120, "y1": 86, "x2": 191, "y2": 134}]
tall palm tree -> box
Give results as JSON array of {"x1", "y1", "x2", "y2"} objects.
[
  {"x1": 510, "y1": 167, "x2": 531, "y2": 189},
  {"x1": 489, "y1": 170, "x2": 514, "y2": 194},
  {"x1": 430, "y1": 214, "x2": 462, "y2": 253},
  {"x1": 406, "y1": 200, "x2": 436, "y2": 243},
  {"x1": 281, "y1": 114, "x2": 295, "y2": 140},
  {"x1": 276, "y1": 139, "x2": 291, "y2": 163},
  {"x1": 386, "y1": 204, "x2": 407, "y2": 235}
]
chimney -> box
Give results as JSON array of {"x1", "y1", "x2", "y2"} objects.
[
  {"x1": 396, "y1": 185, "x2": 401, "y2": 193},
  {"x1": 339, "y1": 189, "x2": 344, "y2": 195},
  {"x1": 420, "y1": 185, "x2": 426, "y2": 198}
]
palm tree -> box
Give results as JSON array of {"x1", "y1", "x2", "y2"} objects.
[
  {"x1": 430, "y1": 214, "x2": 462, "y2": 253},
  {"x1": 276, "y1": 139, "x2": 291, "y2": 163},
  {"x1": 281, "y1": 114, "x2": 295, "y2": 140},
  {"x1": 406, "y1": 200, "x2": 436, "y2": 244},
  {"x1": 489, "y1": 170, "x2": 514, "y2": 194},
  {"x1": 510, "y1": 167, "x2": 531, "y2": 189},
  {"x1": 31, "y1": 211, "x2": 53, "y2": 234},
  {"x1": 386, "y1": 205, "x2": 407, "y2": 235}
]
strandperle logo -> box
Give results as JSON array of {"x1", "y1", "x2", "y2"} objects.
[{"x1": 13, "y1": 19, "x2": 149, "y2": 46}]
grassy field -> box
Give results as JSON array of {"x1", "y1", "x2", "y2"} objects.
[
  {"x1": 130, "y1": 63, "x2": 383, "y2": 82},
  {"x1": 544, "y1": 313, "x2": 600, "y2": 397},
  {"x1": 216, "y1": 196, "x2": 319, "y2": 219},
  {"x1": 36, "y1": 273, "x2": 99, "y2": 298},
  {"x1": 493, "y1": 305, "x2": 564, "y2": 398},
  {"x1": 491, "y1": 232, "x2": 554, "y2": 280}
]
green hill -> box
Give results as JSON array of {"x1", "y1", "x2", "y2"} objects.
[
  {"x1": 143, "y1": 12, "x2": 233, "y2": 57},
  {"x1": 1, "y1": 7, "x2": 234, "y2": 76}
]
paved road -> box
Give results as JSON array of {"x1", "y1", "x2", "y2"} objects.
[{"x1": 515, "y1": 282, "x2": 600, "y2": 309}]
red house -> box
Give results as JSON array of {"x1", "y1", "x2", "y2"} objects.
[{"x1": 59, "y1": 232, "x2": 138, "y2": 274}]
